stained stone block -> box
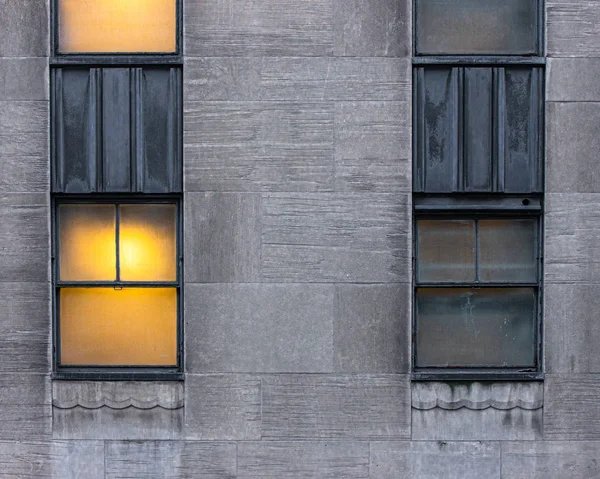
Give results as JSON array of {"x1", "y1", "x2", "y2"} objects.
[
  {"x1": 0, "y1": 58, "x2": 48, "y2": 101},
  {"x1": 0, "y1": 0, "x2": 49, "y2": 57},
  {"x1": 0, "y1": 374, "x2": 51, "y2": 440},
  {"x1": 548, "y1": 0, "x2": 600, "y2": 57},
  {"x1": 502, "y1": 441, "x2": 600, "y2": 478},
  {"x1": 184, "y1": 57, "x2": 410, "y2": 102},
  {"x1": 0, "y1": 102, "x2": 48, "y2": 193},
  {"x1": 184, "y1": 193, "x2": 261, "y2": 283},
  {"x1": 261, "y1": 375, "x2": 410, "y2": 439},
  {"x1": 545, "y1": 283, "x2": 600, "y2": 372},
  {"x1": 105, "y1": 441, "x2": 237, "y2": 478},
  {"x1": 237, "y1": 441, "x2": 370, "y2": 478},
  {"x1": 184, "y1": 102, "x2": 334, "y2": 192},
  {"x1": 547, "y1": 58, "x2": 600, "y2": 101},
  {"x1": 0, "y1": 282, "x2": 49, "y2": 373},
  {"x1": 0, "y1": 440, "x2": 104, "y2": 479},
  {"x1": 545, "y1": 194, "x2": 600, "y2": 283},
  {"x1": 185, "y1": 374, "x2": 261, "y2": 440},
  {"x1": 261, "y1": 193, "x2": 410, "y2": 282},
  {"x1": 185, "y1": 284, "x2": 334, "y2": 373},
  {"x1": 545, "y1": 374, "x2": 600, "y2": 440},
  {"x1": 547, "y1": 103, "x2": 600, "y2": 192},
  {"x1": 0, "y1": 194, "x2": 49, "y2": 283},
  {"x1": 185, "y1": 0, "x2": 334, "y2": 57},
  {"x1": 334, "y1": 284, "x2": 410, "y2": 373},
  {"x1": 334, "y1": 0, "x2": 410, "y2": 57},
  {"x1": 370, "y1": 441, "x2": 500, "y2": 479}
]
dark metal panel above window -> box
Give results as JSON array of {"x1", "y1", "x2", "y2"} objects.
[
  {"x1": 415, "y1": 0, "x2": 539, "y2": 56},
  {"x1": 414, "y1": 66, "x2": 542, "y2": 194},
  {"x1": 52, "y1": 67, "x2": 182, "y2": 194}
]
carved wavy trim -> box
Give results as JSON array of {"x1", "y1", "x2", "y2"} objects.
[
  {"x1": 52, "y1": 381, "x2": 184, "y2": 411},
  {"x1": 412, "y1": 382, "x2": 543, "y2": 411}
]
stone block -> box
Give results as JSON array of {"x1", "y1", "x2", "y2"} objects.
[
  {"x1": 370, "y1": 441, "x2": 500, "y2": 479},
  {"x1": 237, "y1": 441, "x2": 370, "y2": 478},
  {"x1": 547, "y1": 58, "x2": 600, "y2": 101},
  {"x1": 547, "y1": 103, "x2": 600, "y2": 193},
  {"x1": 545, "y1": 374, "x2": 600, "y2": 440},
  {"x1": 0, "y1": 282, "x2": 49, "y2": 373},
  {"x1": 185, "y1": 0, "x2": 334, "y2": 57},
  {"x1": 105, "y1": 441, "x2": 237, "y2": 479},
  {"x1": 548, "y1": 0, "x2": 600, "y2": 57},
  {"x1": 184, "y1": 57, "x2": 410, "y2": 102},
  {"x1": 261, "y1": 193, "x2": 410, "y2": 282},
  {"x1": 545, "y1": 283, "x2": 600, "y2": 372},
  {"x1": 0, "y1": 440, "x2": 104, "y2": 479},
  {"x1": 185, "y1": 284, "x2": 334, "y2": 373},
  {"x1": 0, "y1": 373, "x2": 51, "y2": 440},
  {"x1": 412, "y1": 382, "x2": 543, "y2": 441},
  {"x1": 0, "y1": 194, "x2": 49, "y2": 283},
  {"x1": 334, "y1": 284, "x2": 410, "y2": 373},
  {"x1": 261, "y1": 374, "x2": 410, "y2": 439},
  {"x1": 0, "y1": 58, "x2": 48, "y2": 100},
  {"x1": 334, "y1": 0, "x2": 410, "y2": 57},
  {"x1": 0, "y1": 0, "x2": 48, "y2": 57},
  {"x1": 502, "y1": 441, "x2": 600, "y2": 478},
  {"x1": 545, "y1": 193, "x2": 600, "y2": 283},
  {"x1": 0, "y1": 102, "x2": 49, "y2": 193},
  {"x1": 334, "y1": 101, "x2": 410, "y2": 193},
  {"x1": 184, "y1": 193, "x2": 261, "y2": 282},
  {"x1": 185, "y1": 374, "x2": 261, "y2": 440},
  {"x1": 184, "y1": 102, "x2": 334, "y2": 192}
]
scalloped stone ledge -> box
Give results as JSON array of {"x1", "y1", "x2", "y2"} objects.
[
  {"x1": 412, "y1": 381, "x2": 543, "y2": 411},
  {"x1": 53, "y1": 381, "x2": 184, "y2": 410}
]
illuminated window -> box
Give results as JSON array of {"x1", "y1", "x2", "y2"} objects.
[
  {"x1": 57, "y1": 0, "x2": 177, "y2": 53},
  {"x1": 55, "y1": 201, "x2": 180, "y2": 369}
]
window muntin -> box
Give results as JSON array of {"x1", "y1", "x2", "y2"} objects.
[
  {"x1": 55, "y1": 200, "x2": 180, "y2": 369},
  {"x1": 57, "y1": 0, "x2": 177, "y2": 54},
  {"x1": 415, "y1": 0, "x2": 539, "y2": 55},
  {"x1": 414, "y1": 216, "x2": 540, "y2": 372}
]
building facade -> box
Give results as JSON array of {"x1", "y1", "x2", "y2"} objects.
[{"x1": 0, "y1": 0, "x2": 599, "y2": 476}]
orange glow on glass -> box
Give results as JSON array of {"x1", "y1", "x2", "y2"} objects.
[
  {"x1": 58, "y1": 0, "x2": 177, "y2": 53},
  {"x1": 119, "y1": 204, "x2": 177, "y2": 281},
  {"x1": 60, "y1": 288, "x2": 177, "y2": 365},
  {"x1": 59, "y1": 205, "x2": 117, "y2": 281}
]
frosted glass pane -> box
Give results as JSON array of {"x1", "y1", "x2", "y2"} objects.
[
  {"x1": 60, "y1": 288, "x2": 177, "y2": 365},
  {"x1": 59, "y1": 0, "x2": 177, "y2": 53},
  {"x1": 59, "y1": 204, "x2": 116, "y2": 281},
  {"x1": 119, "y1": 204, "x2": 177, "y2": 281},
  {"x1": 417, "y1": 220, "x2": 475, "y2": 282},
  {"x1": 416, "y1": 288, "x2": 536, "y2": 367},
  {"x1": 416, "y1": 0, "x2": 537, "y2": 55},
  {"x1": 479, "y1": 219, "x2": 537, "y2": 282}
]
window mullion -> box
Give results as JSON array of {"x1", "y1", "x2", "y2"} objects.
[{"x1": 115, "y1": 204, "x2": 120, "y2": 282}]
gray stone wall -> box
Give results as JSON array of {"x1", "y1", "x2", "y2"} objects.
[{"x1": 1, "y1": 0, "x2": 600, "y2": 477}]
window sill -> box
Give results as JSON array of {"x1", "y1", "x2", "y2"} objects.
[{"x1": 412, "y1": 371, "x2": 544, "y2": 382}]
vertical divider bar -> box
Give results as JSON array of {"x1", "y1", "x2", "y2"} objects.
[
  {"x1": 135, "y1": 68, "x2": 145, "y2": 192},
  {"x1": 94, "y1": 69, "x2": 104, "y2": 192},
  {"x1": 474, "y1": 219, "x2": 479, "y2": 283},
  {"x1": 116, "y1": 204, "x2": 121, "y2": 282},
  {"x1": 456, "y1": 67, "x2": 464, "y2": 192},
  {"x1": 414, "y1": 68, "x2": 426, "y2": 192},
  {"x1": 495, "y1": 68, "x2": 506, "y2": 192},
  {"x1": 53, "y1": 69, "x2": 64, "y2": 192},
  {"x1": 130, "y1": 68, "x2": 137, "y2": 192}
]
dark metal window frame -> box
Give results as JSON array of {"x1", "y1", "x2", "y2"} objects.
[
  {"x1": 412, "y1": 0, "x2": 545, "y2": 58},
  {"x1": 411, "y1": 196, "x2": 544, "y2": 381},
  {"x1": 52, "y1": 195, "x2": 184, "y2": 381},
  {"x1": 50, "y1": 0, "x2": 183, "y2": 65}
]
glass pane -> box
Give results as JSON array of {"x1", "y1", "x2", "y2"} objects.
[
  {"x1": 59, "y1": 204, "x2": 116, "y2": 281},
  {"x1": 416, "y1": 288, "x2": 536, "y2": 368},
  {"x1": 119, "y1": 204, "x2": 177, "y2": 281},
  {"x1": 60, "y1": 288, "x2": 177, "y2": 365},
  {"x1": 417, "y1": 220, "x2": 475, "y2": 282},
  {"x1": 416, "y1": 0, "x2": 537, "y2": 55},
  {"x1": 58, "y1": 0, "x2": 177, "y2": 53},
  {"x1": 479, "y1": 219, "x2": 537, "y2": 282}
]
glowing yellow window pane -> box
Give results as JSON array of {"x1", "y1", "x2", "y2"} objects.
[
  {"x1": 59, "y1": 205, "x2": 116, "y2": 281},
  {"x1": 58, "y1": 0, "x2": 177, "y2": 53},
  {"x1": 119, "y1": 204, "x2": 177, "y2": 281},
  {"x1": 60, "y1": 288, "x2": 177, "y2": 365}
]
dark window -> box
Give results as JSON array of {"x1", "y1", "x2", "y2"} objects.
[{"x1": 412, "y1": 0, "x2": 544, "y2": 379}]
